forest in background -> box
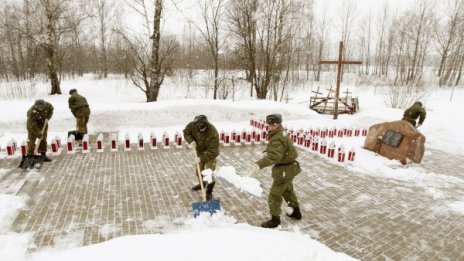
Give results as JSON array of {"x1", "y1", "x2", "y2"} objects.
[{"x1": 0, "y1": 0, "x2": 462, "y2": 104}]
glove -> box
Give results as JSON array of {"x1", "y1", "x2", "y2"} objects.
[
  {"x1": 189, "y1": 141, "x2": 196, "y2": 149},
  {"x1": 194, "y1": 157, "x2": 201, "y2": 164},
  {"x1": 247, "y1": 164, "x2": 260, "y2": 177},
  {"x1": 416, "y1": 123, "x2": 422, "y2": 128}
]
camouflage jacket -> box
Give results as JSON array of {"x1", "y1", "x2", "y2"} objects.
[
  {"x1": 256, "y1": 126, "x2": 298, "y2": 169},
  {"x1": 402, "y1": 102, "x2": 426, "y2": 125},
  {"x1": 183, "y1": 121, "x2": 219, "y2": 163},
  {"x1": 68, "y1": 93, "x2": 89, "y2": 116},
  {"x1": 27, "y1": 102, "x2": 54, "y2": 127}
]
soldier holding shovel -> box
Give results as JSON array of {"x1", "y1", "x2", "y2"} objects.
[
  {"x1": 22, "y1": 99, "x2": 54, "y2": 168},
  {"x1": 183, "y1": 115, "x2": 219, "y2": 201},
  {"x1": 68, "y1": 89, "x2": 90, "y2": 141}
]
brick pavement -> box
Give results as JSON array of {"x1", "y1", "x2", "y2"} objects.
[{"x1": 1, "y1": 137, "x2": 464, "y2": 260}]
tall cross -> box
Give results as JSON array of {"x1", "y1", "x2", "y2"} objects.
[{"x1": 319, "y1": 41, "x2": 362, "y2": 119}]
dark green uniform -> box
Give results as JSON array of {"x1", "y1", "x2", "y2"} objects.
[
  {"x1": 402, "y1": 102, "x2": 426, "y2": 127},
  {"x1": 183, "y1": 121, "x2": 220, "y2": 183},
  {"x1": 27, "y1": 102, "x2": 54, "y2": 155},
  {"x1": 256, "y1": 126, "x2": 301, "y2": 217},
  {"x1": 68, "y1": 92, "x2": 90, "y2": 134}
]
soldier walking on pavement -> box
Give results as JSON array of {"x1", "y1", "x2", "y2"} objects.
[
  {"x1": 68, "y1": 89, "x2": 91, "y2": 140},
  {"x1": 183, "y1": 115, "x2": 220, "y2": 201},
  {"x1": 402, "y1": 101, "x2": 426, "y2": 128},
  {"x1": 247, "y1": 114, "x2": 302, "y2": 228},
  {"x1": 26, "y1": 99, "x2": 54, "y2": 162}
]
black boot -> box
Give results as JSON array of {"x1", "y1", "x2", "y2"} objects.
[
  {"x1": 41, "y1": 152, "x2": 52, "y2": 162},
  {"x1": 286, "y1": 207, "x2": 302, "y2": 220},
  {"x1": 20, "y1": 155, "x2": 35, "y2": 169},
  {"x1": 261, "y1": 215, "x2": 280, "y2": 228},
  {"x1": 206, "y1": 182, "x2": 215, "y2": 201},
  {"x1": 191, "y1": 181, "x2": 207, "y2": 191},
  {"x1": 75, "y1": 132, "x2": 84, "y2": 141}
]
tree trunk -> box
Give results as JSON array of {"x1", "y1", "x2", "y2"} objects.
[
  {"x1": 45, "y1": 5, "x2": 61, "y2": 95},
  {"x1": 147, "y1": 0, "x2": 163, "y2": 102}
]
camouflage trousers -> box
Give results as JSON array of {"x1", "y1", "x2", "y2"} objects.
[
  {"x1": 27, "y1": 124, "x2": 48, "y2": 155},
  {"x1": 268, "y1": 163, "x2": 300, "y2": 217},
  {"x1": 195, "y1": 159, "x2": 217, "y2": 184},
  {"x1": 75, "y1": 107, "x2": 90, "y2": 134}
]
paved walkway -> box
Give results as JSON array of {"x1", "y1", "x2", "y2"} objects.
[{"x1": 1, "y1": 137, "x2": 463, "y2": 260}]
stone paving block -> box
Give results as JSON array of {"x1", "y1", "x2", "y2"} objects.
[{"x1": 1, "y1": 137, "x2": 464, "y2": 260}]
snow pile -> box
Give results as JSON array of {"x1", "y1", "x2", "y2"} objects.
[
  {"x1": 215, "y1": 166, "x2": 263, "y2": 197},
  {"x1": 0, "y1": 194, "x2": 31, "y2": 261},
  {"x1": 28, "y1": 213, "x2": 357, "y2": 261}
]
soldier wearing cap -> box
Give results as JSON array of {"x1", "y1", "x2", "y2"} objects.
[
  {"x1": 26, "y1": 99, "x2": 54, "y2": 162},
  {"x1": 68, "y1": 89, "x2": 91, "y2": 140},
  {"x1": 183, "y1": 115, "x2": 220, "y2": 200},
  {"x1": 247, "y1": 113, "x2": 302, "y2": 228}
]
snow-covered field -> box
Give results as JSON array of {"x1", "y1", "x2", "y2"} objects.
[{"x1": 0, "y1": 73, "x2": 462, "y2": 260}]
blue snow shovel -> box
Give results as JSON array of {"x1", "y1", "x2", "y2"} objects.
[{"x1": 191, "y1": 151, "x2": 221, "y2": 217}]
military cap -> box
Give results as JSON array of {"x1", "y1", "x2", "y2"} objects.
[
  {"x1": 34, "y1": 99, "x2": 46, "y2": 111},
  {"x1": 193, "y1": 115, "x2": 208, "y2": 130},
  {"x1": 266, "y1": 114, "x2": 282, "y2": 124},
  {"x1": 69, "y1": 89, "x2": 77, "y2": 95}
]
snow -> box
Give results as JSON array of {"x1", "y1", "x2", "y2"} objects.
[
  {"x1": 215, "y1": 166, "x2": 263, "y2": 197},
  {"x1": 0, "y1": 194, "x2": 31, "y2": 261},
  {"x1": 0, "y1": 73, "x2": 463, "y2": 260},
  {"x1": 28, "y1": 213, "x2": 356, "y2": 261}
]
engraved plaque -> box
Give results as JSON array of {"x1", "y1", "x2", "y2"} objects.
[{"x1": 382, "y1": 130, "x2": 403, "y2": 147}]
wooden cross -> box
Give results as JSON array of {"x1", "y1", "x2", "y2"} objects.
[
  {"x1": 343, "y1": 88, "x2": 351, "y2": 99},
  {"x1": 311, "y1": 86, "x2": 322, "y2": 97},
  {"x1": 319, "y1": 41, "x2": 362, "y2": 119}
]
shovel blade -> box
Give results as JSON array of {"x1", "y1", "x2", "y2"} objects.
[{"x1": 192, "y1": 199, "x2": 221, "y2": 218}]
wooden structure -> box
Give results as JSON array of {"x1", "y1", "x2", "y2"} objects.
[
  {"x1": 317, "y1": 41, "x2": 362, "y2": 119},
  {"x1": 310, "y1": 86, "x2": 359, "y2": 115}
]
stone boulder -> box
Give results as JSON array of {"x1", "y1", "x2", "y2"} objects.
[{"x1": 363, "y1": 120, "x2": 426, "y2": 164}]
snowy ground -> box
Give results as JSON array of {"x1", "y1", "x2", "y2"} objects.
[{"x1": 0, "y1": 73, "x2": 463, "y2": 260}]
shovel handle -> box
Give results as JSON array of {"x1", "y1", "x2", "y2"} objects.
[
  {"x1": 34, "y1": 119, "x2": 48, "y2": 155},
  {"x1": 194, "y1": 149, "x2": 207, "y2": 201}
]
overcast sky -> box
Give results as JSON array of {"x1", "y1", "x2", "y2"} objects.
[{"x1": 121, "y1": 0, "x2": 421, "y2": 36}]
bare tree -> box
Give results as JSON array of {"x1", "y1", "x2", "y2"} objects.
[
  {"x1": 358, "y1": 10, "x2": 373, "y2": 75},
  {"x1": 337, "y1": 0, "x2": 358, "y2": 78},
  {"x1": 406, "y1": 0, "x2": 436, "y2": 84},
  {"x1": 229, "y1": 0, "x2": 296, "y2": 99},
  {"x1": 90, "y1": 0, "x2": 116, "y2": 78},
  {"x1": 121, "y1": 0, "x2": 178, "y2": 102},
  {"x1": 435, "y1": 0, "x2": 464, "y2": 86},
  {"x1": 374, "y1": 0, "x2": 391, "y2": 77},
  {"x1": 197, "y1": 0, "x2": 225, "y2": 99},
  {"x1": 39, "y1": 0, "x2": 67, "y2": 94},
  {"x1": 314, "y1": 1, "x2": 330, "y2": 82},
  {"x1": 228, "y1": 0, "x2": 258, "y2": 97}
]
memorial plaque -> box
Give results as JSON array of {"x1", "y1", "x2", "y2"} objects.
[{"x1": 382, "y1": 130, "x2": 404, "y2": 147}]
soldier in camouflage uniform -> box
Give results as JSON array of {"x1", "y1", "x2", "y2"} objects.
[
  {"x1": 68, "y1": 89, "x2": 91, "y2": 140},
  {"x1": 27, "y1": 99, "x2": 54, "y2": 162},
  {"x1": 183, "y1": 115, "x2": 220, "y2": 201},
  {"x1": 402, "y1": 101, "x2": 426, "y2": 128},
  {"x1": 248, "y1": 114, "x2": 302, "y2": 228}
]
